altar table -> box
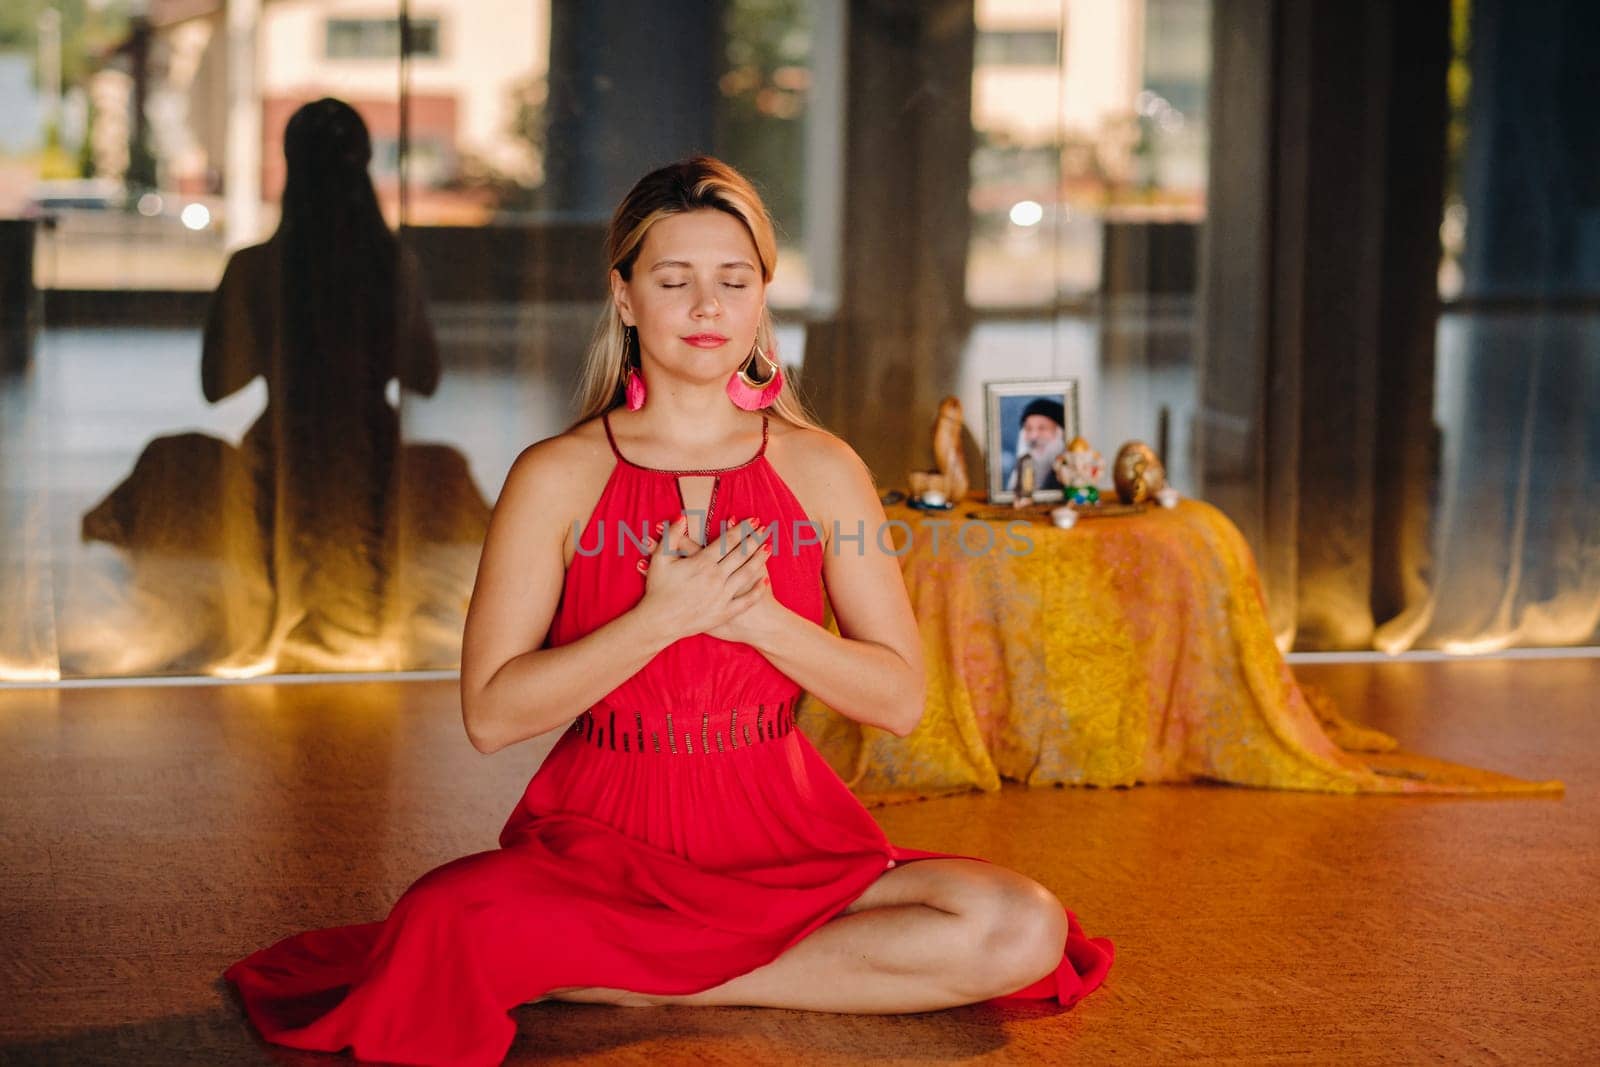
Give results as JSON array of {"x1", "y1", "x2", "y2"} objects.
[{"x1": 795, "y1": 496, "x2": 1561, "y2": 803}]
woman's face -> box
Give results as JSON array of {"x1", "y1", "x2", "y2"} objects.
[{"x1": 611, "y1": 208, "x2": 766, "y2": 387}]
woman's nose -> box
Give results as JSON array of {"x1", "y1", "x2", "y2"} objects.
[{"x1": 693, "y1": 287, "x2": 721, "y2": 316}]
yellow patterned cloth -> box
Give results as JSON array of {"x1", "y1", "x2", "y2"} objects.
[{"x1": 797, "y1": 498, "x2": 1563, "y2": 804}]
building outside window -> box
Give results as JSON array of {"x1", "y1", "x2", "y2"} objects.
[{"x1": 326, "y1": 17, "x2": 443, "y2": 60}]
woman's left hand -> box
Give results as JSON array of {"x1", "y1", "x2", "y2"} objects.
[{"x1": 703, "y1": 520, "x2": 783, "y2": 644}]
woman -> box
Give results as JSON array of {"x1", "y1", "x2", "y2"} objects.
[{"x1": 224, "y1": 156, "x2": 1112, "y2": 1066}]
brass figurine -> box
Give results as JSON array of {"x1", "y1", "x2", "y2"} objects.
[
  {"x1": 908, "y1": 395, "x2": 969, "y2": 505},
  {"x1": 1112, "y1": 441, "x2": 1168, "y2": 504},
  {"x1": 932, "y1": 396, "x2": 969, "y2": 505}
]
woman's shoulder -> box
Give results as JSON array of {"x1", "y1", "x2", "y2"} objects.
[
  {"x1": 766, "y1": 415, "x2": 868, "y2": 477},
  {"x1": 500, "y1": 415, "x2": 616, "y2": 509},
  {"x1": 765, "y1": 416, "x2": 877, "y2": 533}
]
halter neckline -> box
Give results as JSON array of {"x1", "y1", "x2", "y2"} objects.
[{"x1": 601, "y1": 409, "x2": 770, "y2": 476}]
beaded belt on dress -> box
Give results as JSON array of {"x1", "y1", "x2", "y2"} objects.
[{"x1": 568, "y1": 697, "x2": 800, "y2": 755}]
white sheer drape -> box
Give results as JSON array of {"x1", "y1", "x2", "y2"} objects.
[{"x1": 1376, "y1": 311, "x2": 1600, "y2": 652}]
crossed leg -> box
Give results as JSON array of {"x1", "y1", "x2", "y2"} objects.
[{"x1": 545, "y1": 858, "x2": 1068, "y2": 1013}]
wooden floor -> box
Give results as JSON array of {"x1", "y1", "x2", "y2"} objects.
[{"x1": 1, "y1": 657, "x2": 1595, "y2": 1065}]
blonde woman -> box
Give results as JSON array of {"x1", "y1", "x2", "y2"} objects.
[{"x1": 224, "y1": 156, "x2": 1111, "y2": 1066}]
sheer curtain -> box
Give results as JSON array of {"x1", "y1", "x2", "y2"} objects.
[
  {"x1": 1198, "y1": 0, "x2": 1596, "y2": 655},
  {"x1": 1375, "y1": 0, "x2": 1599, "y2": 653}
]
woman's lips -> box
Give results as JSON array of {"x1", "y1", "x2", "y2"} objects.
[{"x1": 682, "y1": 334, "x2": 729, "y2": 348}]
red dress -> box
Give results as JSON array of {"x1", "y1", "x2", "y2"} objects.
[{"x1": 224, "y1": 411, "x2": 1113, "y2": 1066}]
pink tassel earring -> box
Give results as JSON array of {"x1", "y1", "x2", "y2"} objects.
[
  {"x1": 726, "y1": 339, "x2": 783, "y2": 411},
  {"x1": 623, "y1": 326, "x2": 646, "y2": 411}
]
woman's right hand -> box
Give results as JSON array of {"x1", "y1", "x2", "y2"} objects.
[{"x1": 634, "y1": 514, "x2": 772, "y2": 644}]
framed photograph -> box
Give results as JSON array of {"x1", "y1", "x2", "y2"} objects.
[{"x1": 983, "y1": 379, "x2": 1081, "y2": 504}]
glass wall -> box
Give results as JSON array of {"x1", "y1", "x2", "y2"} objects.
[
  {"x1": 13, "y1": 0, "x2": 1587, "y2": 675},
  {"x1": 0, "y1": 0, "x2": 1216, "y2": 680},
  {"x1": 962, "y1": 0, "x2": 1207, "y2": 496}
]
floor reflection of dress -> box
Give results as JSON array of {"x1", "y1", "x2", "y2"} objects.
[{"x1": 80, "y1": 98, "x2": 490, "y2": 674}]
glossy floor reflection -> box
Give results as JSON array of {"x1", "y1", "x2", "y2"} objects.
[{"x1": 1, "y1": 657, "x2": 1594, "y2": 1063}]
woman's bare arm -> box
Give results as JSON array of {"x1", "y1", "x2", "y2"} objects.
[
  {"x1": 459, "y1": 437, "x2": 673, "y2": 753},
  {"x1": 722, "y1": 432, "x2": 926, "y2": 737}
]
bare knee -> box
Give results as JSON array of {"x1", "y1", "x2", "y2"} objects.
[{"x1": 951, "y1": 876, "x2": 1069, "y2": 998}]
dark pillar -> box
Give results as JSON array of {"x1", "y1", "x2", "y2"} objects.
[
  {"x1": 1198, "y1": 0, "x2": 1449, "y2": 647},
  {"x1": 125, "y1": 15, "x2": 157, "y2": 193},
  {"x1": 1370, "y1": 2, "x2": 1451, "y2": 634},
  {"x1": 544, "y1": 0, "x2": 721, "y2": 218},
  {"x1": 801, "y1": 0, "x2": 976, "y2": 487},
  {"x1": 0, "y1": 220, "x2": 37, "y2": 376}
]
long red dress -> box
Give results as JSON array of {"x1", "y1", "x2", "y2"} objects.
[{"x1": 224, "y1": 410, "x2": 1113, "y2": 1065}]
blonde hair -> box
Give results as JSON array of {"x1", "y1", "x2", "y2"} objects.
[{"x1": 569, "y1": 155, "x2": 823, "y2": 433}]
